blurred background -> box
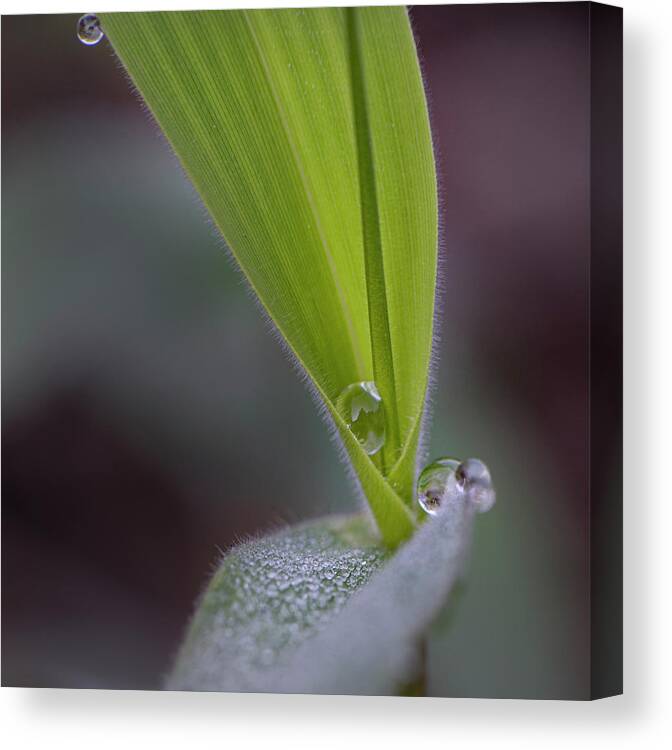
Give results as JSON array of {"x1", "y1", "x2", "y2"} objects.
[{"x1": 2, "y1": 4, "x2": 613, "y2": 697}]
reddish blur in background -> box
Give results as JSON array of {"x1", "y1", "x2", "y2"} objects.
[{"x1": 2, "y1": 4, "x2": 615, "y2": 697}]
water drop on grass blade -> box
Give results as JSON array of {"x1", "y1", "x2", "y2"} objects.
[
  {"x1": 337, "y1": 381, "x2": 386, "y2": 456},
  {"x1": 417, "y1": 457, "x2": 495, "y2": 516},
  {"x1": 77, "y1": 14, "x2": 104, "y2": 46}
]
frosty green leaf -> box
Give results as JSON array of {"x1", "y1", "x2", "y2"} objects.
[
  {"x1": 168, "y1": 514, "x2": 388, "y2": 691},
  {"x1": 169, "y1": 494, "x2": 475, "y2": 694}
]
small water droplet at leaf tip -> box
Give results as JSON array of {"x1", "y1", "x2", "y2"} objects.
[{"x1": 77, "y1": 14, "x2": 104, "y2": 46}]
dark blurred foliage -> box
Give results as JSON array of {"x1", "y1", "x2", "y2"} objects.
[{"x1": 2, "y1": 5, "x2": 616, "y2": 697}]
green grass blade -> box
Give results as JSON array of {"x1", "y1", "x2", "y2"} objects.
[
  {"x1": 351, "y1": 7, "x2": 439, "y2": 501},
  {"x1": 101, "y1": 8, "x2": 437, "y2": 545}
]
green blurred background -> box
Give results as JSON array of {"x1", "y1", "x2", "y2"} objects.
[{"x1": 3, "y1": 5, "x2": 614, "y2": 697}]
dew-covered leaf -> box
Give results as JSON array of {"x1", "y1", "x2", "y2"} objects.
[
  {"x1": 100, "y1": 7, "x2": 437, "y2": 546},
  {"x1": 168, "y1": 513, "x2": 388, "y2": 691},
  {"x1": 168, "y1": 497, "x2": 475, "y2": 695}
]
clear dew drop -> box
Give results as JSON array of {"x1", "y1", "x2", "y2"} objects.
[
  {"x1": 417, "y1": 457, "x2": 496, "y2": 516},
  {"x1": 416, "y1": 457, "x2": 461, "y2": 515},
  {"x1": 336, "y1": 381, "x2": 386, "y2": 455},
  {"x1": 77, "y1": 14, "x2": 104, "y2": 46}
]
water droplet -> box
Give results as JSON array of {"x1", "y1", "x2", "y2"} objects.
[
  {"x1": 337, "y1": 381, "x2": 386, "y2": 455},
  {"x1": 417, "y1": 457, "x2": 495, "y2": 515},
  {"x1": 458, "y1": 458, "x2": 496, "y2": 513},
  {"x1": 77, "y1": 14, "x2": 104, "y2": 46},
  {"x1": 417, "y1": 457, "x2": 461, "y2": 515}
]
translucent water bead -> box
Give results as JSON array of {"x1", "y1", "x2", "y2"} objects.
[
  {"x1": 336, "y1": 381, "x2": 386, "y2": 456},
  {"x1": 417, "y1": 457, "x2": 495, "y2": 516},
  {"x1": 416, "y1": 458, "x2": 461, "y2": 515},
  {"x1": 77, "y1": 14, "x2": 104, "y2": 46}
]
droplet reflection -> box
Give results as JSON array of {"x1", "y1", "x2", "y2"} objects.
[
  {"x1": 417, "y1": 457, "x2": 495, "y2": 516},
  {"x1": 77, "y1": 14, "x2": 104, "y2": 46},
  {"x1": 416, "y1": 458, "x2": 461, "y2": 515},
  {"x1": 337, "y1": 381, "x2": 386, "y2": 456}
]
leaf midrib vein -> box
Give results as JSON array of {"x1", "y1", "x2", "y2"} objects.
[{"x1": 346, "y1": 7, "x2": 402, "y2": 472}]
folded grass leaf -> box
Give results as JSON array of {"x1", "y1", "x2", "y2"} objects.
[{"x1": 102, "y1": 7, "x2": 438, "y2": 546}]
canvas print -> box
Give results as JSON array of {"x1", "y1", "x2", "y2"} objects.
[{"x1": 1, "y1": 2, "x2": 623, "y2": 698}]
